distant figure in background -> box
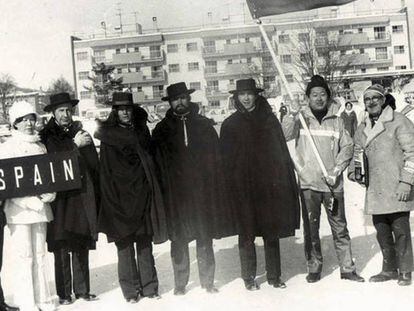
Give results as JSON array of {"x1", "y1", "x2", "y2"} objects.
[
  {"x1": 279, "y1": 103, "x2": 288, "y2": 122},
  {"x1": 340, "y1": 102, "x2": 358, "y2": 137}
]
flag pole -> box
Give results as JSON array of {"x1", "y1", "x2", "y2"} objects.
[{"x1": 256, "y1": 19, "x2": 329, "y2": 178}]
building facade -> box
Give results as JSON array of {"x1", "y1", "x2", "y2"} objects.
[{"x1": 71, "y1": 6, "x2": 414, "y2": 117}]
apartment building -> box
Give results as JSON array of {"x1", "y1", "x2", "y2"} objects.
[{"x1": 71, "y1": 7, "x2": 414, "y2": 116}]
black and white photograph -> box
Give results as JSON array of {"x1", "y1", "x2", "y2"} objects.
[{"x1": 0, "y1": 0, "x2": 414, "y2": 310}]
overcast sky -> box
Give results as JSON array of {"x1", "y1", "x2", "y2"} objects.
[{"x1": 0, "y1": 0, "x2": 402, "y2": 90}]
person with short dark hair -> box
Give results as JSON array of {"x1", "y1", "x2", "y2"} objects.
[
  {"x1": 40, "y1": 93, "x2": 100, "y2": 305},
  {"x1": 340, "y1": 101, "x2": 358, "y2": 137},
  {"x1": 152, "y1": 82, "x2": 235, "y2": 296},
  {"x1": 220, "y1": 78, "x2": 300, "y2": 290},
  {"x1": 94, "y1": 92, "x2": 167, "y2": 303},
  {"x1": 282, "y1": 75, "x2": 364, "y2": 284}
]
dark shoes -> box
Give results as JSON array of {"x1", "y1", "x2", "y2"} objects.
[
  {"x1": 268, "y1": 278, "x2": 287, "y2": 289},
  {"x1": 398, "y1": 272, "x2": 412, "y2": 286},
  {"x1": 306, "y1": 272, "x2": 321, "y2": 283},
  {"x1": 0, "y1": 302, "x2": 19, "y2": 311},
  {"x1": 174, "y1": 287, "x2": 186, "y2": 296},
  {"x1": 146, "y1": 293, "x2": 162, "y2": 299},
  {"x1": 369, "y1": 271, "x2": 398, "y2": 283},
  {"x1": 340, "y1": 271, "x2": 365, "y2": 282},
  {"x1": 75, "y1": 293, "x2": 98, "y2": 301},
  {"x1": 204, "y1": 285, "x2": 219, "y2": 294},
  {"x1": 244, "y1": 279, "x2": 260, "y2": 291},
  {"x1": 58, "y1": 296, "x2": 73, "y2": 305},
  {"x1": 126, "y1": 297, "x2": 139, "y2": 304}
]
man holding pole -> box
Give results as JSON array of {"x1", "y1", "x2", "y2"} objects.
[{"x1": 282, "y1": 75, "x2": 364, "y2": 283}]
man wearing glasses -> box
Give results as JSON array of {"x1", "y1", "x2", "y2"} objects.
[{"x1": 349, "y1": 84, "x2": 414, "y2": 286}]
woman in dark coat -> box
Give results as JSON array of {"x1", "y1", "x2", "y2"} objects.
[
  {"x1": 94, "y1": 92, "x2": 167, "y2": 302},
  {"x1": 220, "y1": 78, "x2": 300, "y2": 290},
  {"x1": 340, "y1": 102, "x2": 358, "y2": 137}
]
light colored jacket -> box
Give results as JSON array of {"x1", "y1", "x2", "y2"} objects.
[
  {"x1": 282, "y1": 102, "x2": 353, "y2": 192},
  {"x1": 0, "y1": 131, "x2": 54, "y2": 224},
  {"x1": 349, "y1": 106, "x2": 414, "y2": 215}
]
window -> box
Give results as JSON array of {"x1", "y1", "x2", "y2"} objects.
[
  {"x1": 209, "y1": 100, "x2": 220, "y2": 107},
  {"x1": 189, "y1": 82, "x2": 201, "y2": 90},
  {"x1": 150, "y1": 46, "x2": 161, "y2": 58},
  {"x1": 188, "y1": 62, "x2": 199, "y2": 71},
  {"x1": 78, "y1": 71, "x2": 89, "y2": 80},
  {"x1": 281, "y1": 55, "x2": 292, "y2": 64},
  {"x1": 396, "y1": 65, "x2": 407, "y2": 70},
  {"x1": 186, "y1": 42, "x2": 198, "y2": 52},
  {"x1": 392, "y1": 25, "x2": 404, "y2": 33},
  {"x1": 375, "y1": 47, "x2": 388, "y2": 60},
  {"x1": 359, "y1": 48, "x2": 365, "y2": 54},
  {"x1": 377, "y1": 67, "x2": 389, "y2": 71},
  {"x1": 134, "y1": 47, "x2": 139, "y2": 52},
  {"x1": 339, "y1": 29, "x2": 344, "y2": 35},
  {"x1": 340, "y1": 50, "x2": 346, "y2": 56},
  {"x1": 298, "y1": 33, "x2": 309, "y2": 42},
  {"x1": 226, "y1": 39, "x2": 231, "y2": 44},
  {"x1": 115, "y1": 48, "x2": 121, "y2": 54},
  {"x1": 168, "y1": 64, "x2": 180, "y2": 73},
  {"x1": 227, "y1": 59, "x2": 233, "y2": 64},
  {"x1": 374, "y1": 26, "x2": 386, "y2": 40},
  {"x1": 358, "y1": 28, "x2": 363, "y2": 33},
  {"x1": 245, "y1": 37, "x2": 250, "y2": 42},
  {"x1": 152, "y1": 85, "x2": 164, "y2": 98},
  {"x1": 394, "y1": 45, "x2": 405, "y2": 54},
  {"x1": 361, "y1": 68, "x2": 366, "y2": 73},
  {"x1": 167, "y1": 44, "x2": 178, "y2": 53},
  {"x1": 278, "y1": 34, "x2": 289, "y2": 44},
  {"x1": 94, "y1": 50, "x2": 105, "y2": 63},
  {"x1": 207, "y1": 80, "x2": 219, "y2": 91},
  {"x1": 117, "y1": 68, "x2": 122, "y2": 74},
  {"x1": 205, "y1": 60, "x2": 217, "y2": 73},
  {"x1": 246, "y1": 57, "x2": 252, "y2": 64},
  {"x1": 80, "y1": 91, "x2": 92, "y2": 99},
  {"x1": 286, "y1": 74, "x2": 294, "y2": 83},
  {"x1": 204, "y1": 40, "x2": 216, "y2": 53},
  {"x1": 76, "y1": 52, "x2": 88, "y2": 61}
]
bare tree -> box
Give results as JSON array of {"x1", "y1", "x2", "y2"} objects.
[
  {"x1": 84, "y1": 62, "x2": 123, "y2": 107},
  {"x1": 0, "y1": 73, "x2": 17, "y2": 120},
  {"x1": 48, "y1": 76, "x2": 75, "y2": 96}
]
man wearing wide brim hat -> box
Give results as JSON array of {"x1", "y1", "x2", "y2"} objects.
[
  {"x1": 152, "y1": 82, "x2": 236, "y2": 295},
  {"x1": 220, "y1": 78, "x2": 300, "y2": 290},
  {"x1": 94, "y1": 91, "x2": 167, "y2": 302},
  {"x1": 40, "y1": 92, "x2": 100, "y2": 305}
]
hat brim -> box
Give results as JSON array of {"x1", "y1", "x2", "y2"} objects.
[
  {"x1": 44, "y1": 99, "x2": 79, "y2": 113},
  {"x1": 229, "y1": 88, "x2": 264, "y2": 94},
  {"x1": 162, "y1": 89, "x2": 195, "y2": 101}
]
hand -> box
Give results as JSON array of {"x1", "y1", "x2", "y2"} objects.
[
  {"x1": 74, "y1": 131, "x2": 92, "y2": 148},
  {"x1": 289, "y1": 98, "x2": 301, "y2": 115},
  {"x1": 325, "y1": 175, "x2": 337, "y2": 187},
  {"x1": 396, "y1": 182, "x2": 412, "y2": 202},
  {"x1": 39, "y1": 193, "x2": 56, "y2": 203}
]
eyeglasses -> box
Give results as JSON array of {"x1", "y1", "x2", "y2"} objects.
[{"x1": 363, "y1": 95, "x2": 383, "y2": 104}]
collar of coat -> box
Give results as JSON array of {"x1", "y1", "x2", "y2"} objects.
[
  {"x1": 42, "y1": 117, "x2": 83, "y2": 139},
  {"x1": 362, "y1": 105, "x2": 394, "y2": 147},
  {"x1": 301, "y1": 100, "x2": 341, "y2": 122}
]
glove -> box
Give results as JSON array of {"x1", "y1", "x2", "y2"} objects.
[
  {"x1": 39, "y1": 192, "x2": 56, "y2": 203},
  {"x1": 325, "y1": 175, "x2": 337, "y2": 187},
  {"x1": 74, "y1": 131, "x2": 92, "y2": 148},
  {"x1": 396, "y1": 182, "x2": 412, "y2": 202}
]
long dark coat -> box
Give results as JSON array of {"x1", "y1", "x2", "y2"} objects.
[
  {"x1": 340, "y1": 110, "x2": 358, "y2": 137},
  {"x1": 40, "y1": 118, "x2": 100, "y2": 251},
  {"x1": 220, "y1": 96, "x2": 300, "y2": 239},
  {"x1": 152, "y1": 104, "x2": 236, "y2": 242},
  {"x1": 94, "y1": 107, "x2": 168, "y2": 244}
]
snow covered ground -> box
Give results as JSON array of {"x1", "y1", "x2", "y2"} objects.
[{"x1": 2, "y1": 177, "x2": 414, "y2": 310}]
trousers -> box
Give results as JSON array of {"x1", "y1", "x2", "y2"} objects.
[
  {"x1": 301, "y1": 190, "x2": 356, "y2": 273},
  {"x1": 372, "y1": 212, "x2": 413, "y2": 273},
  {"x1": 9, "y1": 222, "x2": 54, "y2": 311},
  {"x1": 115, "y1": 235, "x2": 158, "y2": 299},
  {"x1": 53, "y1": 245, "x2": 90, "y2": 299},
  {"x1": 170, "y1": 239, "x2": 215, "y2": 289},
  {"x1": 238, "y1": 236, "x2": 281, "y2": 283}
]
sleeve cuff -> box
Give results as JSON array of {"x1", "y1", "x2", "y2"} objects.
[{"x1": 400, "y1": 169, "x2": 414, "y2": 186}]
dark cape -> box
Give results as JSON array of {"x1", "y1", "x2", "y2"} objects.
[
  {"x1": 40, "y1": 118, "x2": 100, "y2": 252},
  {"x1": 94, "y1": 107, "x2": 168, "y2": 244},
  {"x1": 220, "y1": 96, "x2": 300, "y2": 239},
  {"x1": 151, "y1": 103, "x2": 237, "y2": 242}
]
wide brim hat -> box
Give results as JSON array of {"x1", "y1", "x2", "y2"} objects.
[
  {"x1": 229, "y1": 78, "x2": 264, "y2": 94},
  {"x1": 44, "y1": 92, "x2": 79, "y2": 113},
  {"x1": 110, "y1": 92, "x2": 134, "y2": 106},
  {"x1": 162, "y1": 82, "x2": 195, "y2": 101}
]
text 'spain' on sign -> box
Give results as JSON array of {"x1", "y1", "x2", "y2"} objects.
[
  {"x1": 246, "y1": 0, "x2": 356, "y2": 18},
  {"x1": 0, "y1": 151, "x2": 82, "y2": 199}
]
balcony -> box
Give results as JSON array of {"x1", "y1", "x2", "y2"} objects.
[
  {"x1": 204, "y1": 63, "x2": 261, "y2": 80},
  {"x1": 335, "y1": 53, "x2": 393, "y2": 68},
  {"x1": 111, "y1": 51, "x2": 163, "y2": 66},
  {"x1": 205, "y1": 87, "x2": 229, "y2": 99},
  {"x1": 132, "y1": 91, "x2": 163, "y2": 104},
  {"x1": 114, "y1": 70, "x2": 166, "y2": 85},
  {"x1": 202, "y1": 42, "x2": 262, "y2": 59},
  {"x1": 315, "y1": 32, "x2": 391, "y2": 50}
]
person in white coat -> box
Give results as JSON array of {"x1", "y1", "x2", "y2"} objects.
[{"x1": 1, "y1": 101, "x2": 56, "y2": 311}]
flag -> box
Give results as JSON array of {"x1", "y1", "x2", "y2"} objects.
[{"x1": 246, "y1": 0, "x2": 356, "y2": 18}]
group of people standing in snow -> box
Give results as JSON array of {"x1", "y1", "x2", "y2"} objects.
[{"x1": 0, "y1": 74, "x2": 413, "y2": 311}]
